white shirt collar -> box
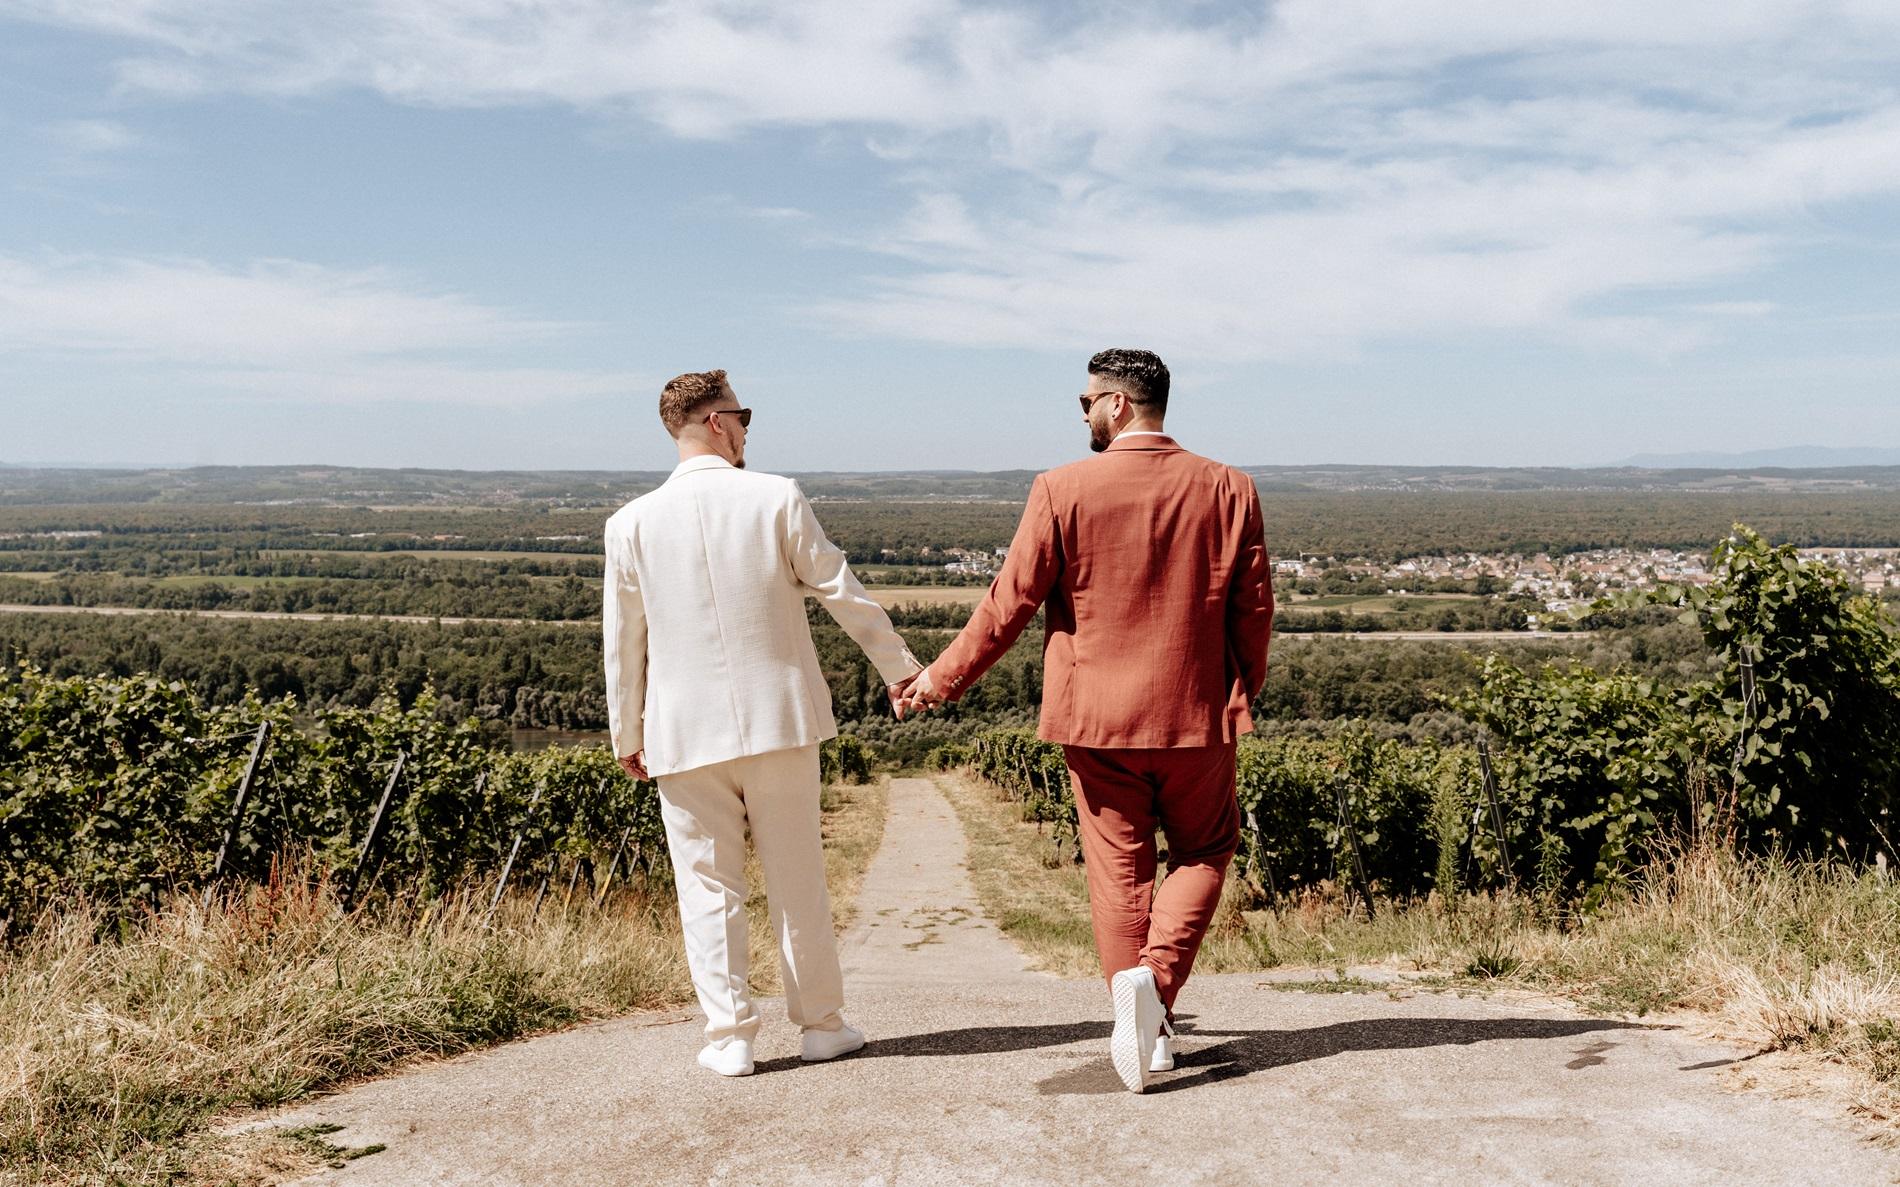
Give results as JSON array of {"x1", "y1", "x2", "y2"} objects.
[
  {"x1": 671, "y1": 454, "x2": 733, "y2": 476},
  {"x1": 1115, "y1": 430, "x2": 1171, "y2": 439}
]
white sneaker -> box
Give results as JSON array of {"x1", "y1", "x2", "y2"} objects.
[
  {"x1": 1110, "y1": 966, "x2": 1165, "y2": 1093},
  {"x1": 697, "y1": 1038, "x2": 754, "y2": 1077},
  {"x1": 800, "y1": 1018, "x2": 867, "y2": 1062},
  {"x1": 1151, "y1": 1023, "x2": 1177, "y2": 1073}
]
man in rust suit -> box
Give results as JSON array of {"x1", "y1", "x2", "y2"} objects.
[{"x1": 907, "y1": 347, "x2": 1273, "y2": 1093}]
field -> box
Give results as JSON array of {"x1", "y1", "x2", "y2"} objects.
[
  {"x1": 865, "y1": 585, "x2": 991, "y2": 607},
  {"x1": 259, "y1": 548, "x2": 599, "y2": 563},
  {"x1": 1279, "y1": 591, "x2": 1481, "y2": 614}
]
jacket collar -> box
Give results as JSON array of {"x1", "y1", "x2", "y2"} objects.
[
  {"x1": 1104, "y1": 433, "x2": 1180, "y2": 453},
  {"x1": 670, "y1": 454, "x2": 734, "y2": 477}
]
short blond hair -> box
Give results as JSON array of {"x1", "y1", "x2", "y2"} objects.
[{"x1": 659, "y1": 369, "x2": 729, "y2": 435}]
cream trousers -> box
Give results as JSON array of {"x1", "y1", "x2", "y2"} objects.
[{"x1": 656, "y1": 743, "x2": 846, "y2": 1044}]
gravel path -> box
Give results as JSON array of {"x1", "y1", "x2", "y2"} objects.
[{"x1": 266, "y1": 777, "x2": 1897, "y2": 1186}]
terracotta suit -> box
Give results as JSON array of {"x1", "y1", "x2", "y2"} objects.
[{"x1": 930, "y1": 433, "x2": 1273, "y2": 1006}]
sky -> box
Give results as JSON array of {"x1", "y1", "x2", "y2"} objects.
[{"x1": 2, "y1": 1, "x2": 1899, "y2": 473}]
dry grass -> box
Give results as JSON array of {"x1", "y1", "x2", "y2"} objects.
[
  {"x1": 816, "y1": 777, "x2": 889, "y2": 934},
  {"x1": 936, "y1": 772, "x2": 1098, "y2": 977},
  {"x1": 936, "y1": 770, "x2": 1900, "y2": 1123},
  {"x1": 0, "y1": 776, "x2": 889, "y2": 1187}
]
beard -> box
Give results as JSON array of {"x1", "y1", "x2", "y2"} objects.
[{"x1": 1087, "y1": 411, "x2": 1114, "y2": 453}]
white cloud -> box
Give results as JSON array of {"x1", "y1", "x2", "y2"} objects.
[
  {"x1": 43, "y1": 118, "x2": 141, "y2": 155},
  {"x1": 0, "y1": 254, "x2": 633, "y2": 404},
  {"x1": 193, "y1": 364, "x2": 636, "y2": 407},
  {"x1": 7, "y1": 1, "x2": 1900, "y2": 360},
  {"x1": 812, "y1": 101, "x2": 1900, "y2": 360}
]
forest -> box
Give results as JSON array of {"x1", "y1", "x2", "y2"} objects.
[
  {"x1": 0, "y1": 603, "x2": 1715, "y2": 765},
  {"x1": 2, "y1": 469, "x2": 1897, "y2": 769}
]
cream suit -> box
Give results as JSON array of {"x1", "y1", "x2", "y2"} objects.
[{"x1": 603, "y1": 454, "x2": 921, "y2": 1043}]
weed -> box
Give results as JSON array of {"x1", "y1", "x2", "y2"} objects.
[
  {"x1": 1465, "y1": 936, "x2": 1523, "y2": 980},
  {"x1": 1268, "y1": 975, "x2": 1386, "y2": 994}
]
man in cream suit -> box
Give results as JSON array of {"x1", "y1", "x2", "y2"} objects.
[{"x1": 604, "y1": 369, "x2": 924, "y2": 1078}]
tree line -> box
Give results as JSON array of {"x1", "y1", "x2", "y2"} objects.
[
  {"x1": 0, "y1": 605, "x2": 1697, "y2": 746},
  {"x1": 10, "y1": 490, "x2": 1900, "y2": 569}
]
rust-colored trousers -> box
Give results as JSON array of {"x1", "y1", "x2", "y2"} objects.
[{"x1": 1063, "y1": 743, "x2": 1241, "y2": 1009}]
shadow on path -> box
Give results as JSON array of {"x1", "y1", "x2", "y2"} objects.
[
  {"x1": 753, "y1": 1022, "x2": 1114, "y2": 1073},
  {"x1": 754, "y1": 1015, "x2": 1658, "y2": 1090},
  {"x1": 1048, "y1": 1016, "x2": 1659, "y2": 1096}
]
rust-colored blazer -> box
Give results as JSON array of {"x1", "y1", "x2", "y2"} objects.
[{"x1": 933, "y1": 434, "x2": 1273, "y2": 748}]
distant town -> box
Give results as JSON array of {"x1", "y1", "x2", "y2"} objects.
[
  {"x1": 1282, "y1": 546, "x2": 1900, "y2": 617},
  {"x1": 927, "y1": 542, "x2": 1900, "y2": 621}
]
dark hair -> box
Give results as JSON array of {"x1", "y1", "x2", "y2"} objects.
[
  {"x1": 1087, "y1": 348, "x2": 1169, "y2": 415},
  {"x1": 659, "y1": 369, "x2": 729, "y2": 435}
]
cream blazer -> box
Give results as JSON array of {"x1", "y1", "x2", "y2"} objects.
[{"x1": 602, "y1": 455, "x2": 922, "y2": 776}]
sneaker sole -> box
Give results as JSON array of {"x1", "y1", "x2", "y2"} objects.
[
  {"x1": 799, "y1": 1034, "x2": 867, "y2": 1062},
  {"x1": 697, "y1": 1056, "x2": 754, "y2": 1077},
  {"x1": 1110, "y1": 974, "x2": 1152, "y2": 1093}
]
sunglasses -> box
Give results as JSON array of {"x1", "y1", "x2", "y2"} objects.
[
  {"x1": 1078, "y1": 391, "x2": 1122, "y2": 413},
  {"x1": 704, "y1": 407, "x2": 753, "y2": 428}
]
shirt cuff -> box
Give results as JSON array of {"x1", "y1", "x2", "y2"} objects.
[{"x1": 878, "y1": 648, "x2": 925, "y2": 685}]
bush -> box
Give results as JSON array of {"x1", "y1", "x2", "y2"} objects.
[
  {"x1": 1456, "y1": 526, "x2": 1900, "y2": 896},
  {"x1": 819, "y1": 735, "x2": 872, "y2": 785},
  {"x1": 1454, "y1": 658, "x2": 1703, "y2": 900},
  {"x1": 0, "y1": 669, "x2": 663, "y2": 930},
  {"x1": 955, "y1": 727, "x2": 1478, "y2": 900},
  {"x1": 1657, "y1": 527, "x2": 1900, "y2": 857}
]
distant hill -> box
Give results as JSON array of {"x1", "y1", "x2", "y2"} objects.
[
  {"x1": 1619, "y1": 446, "x2": 1900, "y2": 468},
  {"x1": 5, "y1": 461, "x2": 1900, "y2": 505},
  {"x1": 1238, "y1": 463, "x2": 1900, "y2": 493}
]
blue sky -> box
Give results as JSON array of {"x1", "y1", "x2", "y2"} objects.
[{"x1": 2, "y1": 1, "x2": 1898, "y2": 472}]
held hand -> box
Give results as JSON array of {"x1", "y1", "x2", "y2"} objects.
[
  {"x1": 888, "y1": 674, "x2": 921, "y2": 720},
  {"x1": 618, "y1": 751, "x2": 649, "y2": 781},
  {"x1": 907, "y1": 665, "x2": 947, "y2": 713}
]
